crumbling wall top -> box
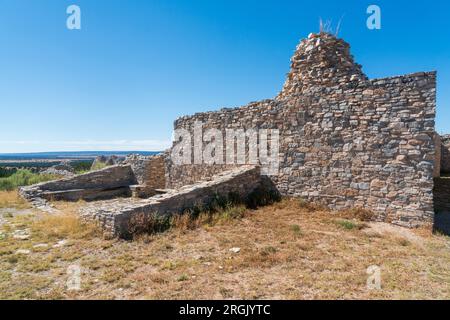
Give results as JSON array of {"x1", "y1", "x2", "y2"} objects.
[{"x1": 278, "y1": 32, "x2": 367, "y2": 99}]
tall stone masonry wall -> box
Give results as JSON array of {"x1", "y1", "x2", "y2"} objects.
[{"x1": 166, "y1": 32, "x2": 437, "y2": 228}]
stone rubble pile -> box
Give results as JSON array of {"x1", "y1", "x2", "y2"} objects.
[{"x1": 278, "y1": 32, "x2": 367, "y2": 99}]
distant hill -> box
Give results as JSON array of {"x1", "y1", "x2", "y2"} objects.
[{"x1": 0, "y1": 151, "x2": 161, "y2": 161}]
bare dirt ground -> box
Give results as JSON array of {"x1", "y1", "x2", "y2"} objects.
[{"x1": 0, "y1": 192, "x2": 449, "y2": 300}]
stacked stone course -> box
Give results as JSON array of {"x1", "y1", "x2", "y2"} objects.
[
  {"x1": 167, "y1": 32, "x2": 437, "y2": 228},
  {"x1": 123, "y1": 154, "x2": 166, "y2": 197}
]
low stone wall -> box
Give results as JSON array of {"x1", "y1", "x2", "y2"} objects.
[
  {"x1": 80, "y1": 166, "x2": 262, "y2": 238},
  {"x1": 19, "y1": 165, "x2": 136, "y2": 204}
]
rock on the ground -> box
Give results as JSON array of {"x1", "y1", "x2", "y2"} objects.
[
  {"x1": 229, "y1": 247, "x2": 241, "y2": 253},
  {"x1": 15, "y1": 249, "x2": 31, "y2": 255}
]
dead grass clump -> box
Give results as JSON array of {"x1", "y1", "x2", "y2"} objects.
[
  {"x1": 235, "y1": 246, "x2": 291, "y2": 268},
  {"x1": 396, "y1": 238, "x2": 411, "y2": 247},
  {"x1": 0, "y1": 191, "x2": 30, "y2": 209},
  {"x1": 51, "y1": 200, "x2": 87, "y2": 214},
  {"x1": 31, "y1": 213, "x2": 101, "y2": 241},
  {"x1": 271, "y1": 197, "x2": 327, "y2": 212},
  {"x1": 338, "y1": 207, "x2": 376, "y2": 222},
  {"x1": 127, "y1": 212, "x2": 172, "y2": 237},
  {"x1": 173, "y1": 205, "x2": 248, "y2": 231},
  {"x1": 270, "y1": 197, "x2": 293, "y2": 210},
  {"x1": 297, "y1": 198, "x2": 327, "y2": 212}
]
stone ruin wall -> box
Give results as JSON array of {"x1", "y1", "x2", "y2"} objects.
[
  {"x1": 441, "y1": 135, "x2": 450, "y2": 174},
  {"x1": 123, "y1": 154, "x2": 166, "y2": 197},
  {"x1": 165, "y1": 33, "x2": 437, "y2": 228}
]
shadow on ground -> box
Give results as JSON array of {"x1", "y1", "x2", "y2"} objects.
[{"x1": 434, "y1": 211, "x2": 450, "y2": 236}]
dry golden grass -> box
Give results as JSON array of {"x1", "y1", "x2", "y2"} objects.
[
  {"x1": 31, "y1": 213, "x2": 101, "y2": 241},
  {"x1": 0, "y1": 191, "x2": 30, "y2": 209},
  {"x1": 0, "y1": 197, "x2": 449, "y2": 299}
]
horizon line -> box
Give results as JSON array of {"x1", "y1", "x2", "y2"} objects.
[{"x1": 0, "y1": 150, "x2": 164, "y2": 155}]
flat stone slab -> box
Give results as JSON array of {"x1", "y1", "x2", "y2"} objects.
[
  {"x1": 19, "y1": 165, "x2": 137, "y2": 211},
  {"x1": 41, "y1": 186, "x2": 131, "y2": 202},
  {"x1": 79, "y1": 166, "x2": 262, "y2": 238}
]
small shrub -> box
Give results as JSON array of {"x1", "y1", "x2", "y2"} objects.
[
  {"x1": 219, "y1": 205, "x2": 247, "y2": 221},
  {"x1": 161, "y1": 261, "x2": 177, "y2": 270},
  {"x1": 177, "y1": 274, "x2": 189, "y2": 282},
  {"x1": 7, "y1": 256, "x2": 19, "y2": 264},
  {"x1": 246, "y1": 185, "x2": 281, "y2": 209},
  {"x1": 397, "y1": 238, "x2": 411, "y2": 247},
  {"x1": 260, "y1": 246, "x2": 277, "y2": 256},
  {"x1": 290, "y1": 224, "x2": 303, "y2": 236},
  {"x1": 334, "y1": 219, "x2": 367, "y2": 231},
  {"x1": 71, "y1": 161, "x2": 93, "y2": 174}
]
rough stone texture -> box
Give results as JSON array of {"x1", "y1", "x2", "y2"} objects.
[
  {"x1": 123, "y1": 154, "x2": 166, "y2": 197},
  {"x1": 20, "y1": 165, "x2": 136, "y2": 204},
  {"x1": 278, "y1": 32, "x2": 367, "y2": 99},
  {"x1": 166, "y1": 32, "x2": 437, "y2": 228},
  {"x1": 41, "y1": 167, "x2": 75, "y2": 178},
  {"x1": 41, "y1": 160, "x2": 75, "y2": 178},
  {"x1": 441, "y1": 135, "x2": 450, "y2": 174},
  {"x1": 80, "y1": 166, "x2": 262, "y2": 238}
]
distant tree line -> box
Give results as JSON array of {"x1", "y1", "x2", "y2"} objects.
[{"x1": 0, "y1": 167, "x2": 17, "y2": 178}]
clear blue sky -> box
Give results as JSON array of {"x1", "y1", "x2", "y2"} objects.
[{"x1": 0, "y1": 0, "x2": 449, "y2": 153}]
